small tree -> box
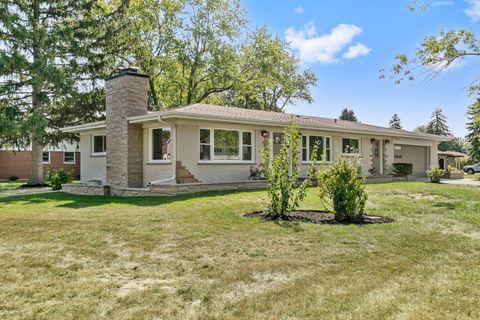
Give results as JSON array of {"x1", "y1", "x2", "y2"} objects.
[
  {"x1": 317, "y1": 158, "x2": 367, "y2": 222},
  {"x1": 339, "y1": 108, "x2": 358, "y2": 122},
  {"x1": 261, "y1": 121, "x2": 315, "y2": 219},
  {"x1": 389, "y1": 113, "x2": 402, "y2": 129}
]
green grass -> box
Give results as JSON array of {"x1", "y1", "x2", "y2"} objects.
[
  {"x1": 0, "y1": 182, "x2": 479, "y2": 319},
  {"x1": 0, "y1": 180, "x2": 26, "y2": 191}
]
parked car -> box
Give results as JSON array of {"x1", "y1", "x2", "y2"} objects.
[{"x1": 463, "y1": 163, "x2": 480, "y2": 174}]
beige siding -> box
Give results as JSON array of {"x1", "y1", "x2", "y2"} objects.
[
  {"x1": 79, "y1": 131, "x2": 107, "y2": 184},
  {"x1": 394, "y1": 144, "x2": 429, "y2": 176}
]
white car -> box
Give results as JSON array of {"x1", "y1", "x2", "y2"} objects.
[{"x1": 463, "y1": 163, "x2": 480, "y2": 174}]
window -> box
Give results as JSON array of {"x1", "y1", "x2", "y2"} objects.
[
  {"x1": 42, "y1": 151, "x2": 50, "y2": 163},
  {"x1": 342, "y1": 138, "x2": 360, "y2": 154},
  {"x1": 92, "y1": 135, "x2": 106, "y2": 155},
  {"x1": 64, "y1": 152, "x2": 75, "y2": 164},
  {"x1": 302, "y1": 135, "x2": 331, "y2": 162},
  {"x1": 150, "y1": 128, "x2": 172, "y2": 162},
  {"x1": 199, "y1": 128, "x2": 253, "y2": 162}
]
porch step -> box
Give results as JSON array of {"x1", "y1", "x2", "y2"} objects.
[{"x1": 176, "y1": 161, "x2": 199, "y2": 184}]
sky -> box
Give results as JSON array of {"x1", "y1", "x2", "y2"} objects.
[{"x1": 241, "y1": 0, "x2": 480, "y2": 137}]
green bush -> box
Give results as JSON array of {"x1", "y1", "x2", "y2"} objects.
[
  {"x1": 426, "y1": 166, "x2": 443, "y2": 183},
  {"x1": 392, "y1": 163, "x2": 413, "y2": 177},
  {"x1": 8, "y1": 175, "x2": 19, "y2": 181},
  {"x1": 317, "y1": 158, "x2": 367, "y2": 222},
  {"x1": 261, "y1": 121, "x2": 315, "y2": 219},
  {"x1": 46, "y1": 168, "x2": 72, "y2": 190}
]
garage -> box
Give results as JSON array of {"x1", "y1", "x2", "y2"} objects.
[{"x1": 394, "y1": 144, "x2": 430, "y2": 177}]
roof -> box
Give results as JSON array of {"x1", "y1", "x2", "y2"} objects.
[
  {"x1": 438, "y1": 151, "x2": 469, "y2": 158},
  {"x1": 62, "y1": 103, "x2": 450, "y2": 141}
]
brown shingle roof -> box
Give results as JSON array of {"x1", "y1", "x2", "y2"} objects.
[{"x1": 157, "y1": 104, "x2": 446, "y2": 140}]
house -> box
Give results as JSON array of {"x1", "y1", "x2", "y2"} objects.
[
  {"x1": 0, "y1": 141, "x2": 80, "y2": 180},
  {"x1": 438, "y1": 151, "x2": 469, "y2": 170},
  {"x1": 61, "y1": 67, "x2": 449, "y2": 196}
]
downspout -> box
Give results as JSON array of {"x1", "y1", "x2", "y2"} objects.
[{"x1": 148, "y1": 115, "x2": 177, "y2": 185}]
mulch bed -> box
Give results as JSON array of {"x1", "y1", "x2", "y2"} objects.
[
  {"x1": 18, "y1": 183, "x2": 50, "y2": 189},
  {"x1": 245, "y1": 210, "x2": 394, "y2": 225}
]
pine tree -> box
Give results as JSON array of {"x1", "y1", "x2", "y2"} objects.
[
  {"x1": 339, "y1": 108, "x2": 358, "y2": 122},
  {"x1": 467, "y1": 99, "x2": 480, "y2": 161},
  {"x1": 426, "y1": 108, "x2": 450, "y2": 136},
  {"x1": 0, "y1": 1, "x2": 128, "y2": 184},
  {"x1": 389, "y1": 113, "x2": 402, "y2": 129}
]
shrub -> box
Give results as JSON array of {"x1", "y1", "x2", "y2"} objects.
[
  {"x1": 8, "y1": 175, "x2": 19, "y2": 181},
  {"x1": 426, "y1": 166, "x2": 443, "y2": 183},
  {"x1": 392, "y1": 163, "x2": 413, "y2": 177},
  {"x1": 261, "y1": 121, "x2": 315, "y2": 219},
  {"x1": 317, "y1": 158, "x2": 367, "y2": 222},
  {"x1": 46, "y1": 168, "x2": 72, "y2": 190},
  {"x1": 249, "y1": 164, "x2": 265, "y2": 180}
]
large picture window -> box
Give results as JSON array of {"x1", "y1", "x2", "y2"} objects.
[
  {"x1": 150, "y1": 128, "x2": 172, "y2": 162},
  {"x1": 342, "y1": 138, "x2": 360, "y2": 154},
  {"x1": 92, "y1": 135, "x2": 106, "y2": 155},
  {"x1": 199, "y1": 128, "x2": 253, "y2": 162},
  {"x1": 302, "y1": 135, "x2": 331, "y2": 162}
]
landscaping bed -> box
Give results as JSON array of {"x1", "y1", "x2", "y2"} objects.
[{"x1": 245, "y1": 210, "x2": 394, "y2": 224}]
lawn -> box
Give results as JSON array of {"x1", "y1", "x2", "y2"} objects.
[{"x1": 0, "y1": 182, "x2": 479, "y2": 319}]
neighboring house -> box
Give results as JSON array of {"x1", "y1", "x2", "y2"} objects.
[
  {"x1": 438, "y1": 151, "x2": 469, "y2": 170},
  {"x1": 0, "y1": 141, "x2": 81, "y2": 180},
  {"x1": 61, "y1": 67, "x2": 449, "y2": 196}
]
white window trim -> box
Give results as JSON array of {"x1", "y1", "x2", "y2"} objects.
[
  {"x1": 301, "y1": 135, "x2": 332, "y2": 164},
  {"x1": 63, "y1": 151, "x2": 76, "y2": 164},
  {"x1": 341, "y1": 137, "x2": 362, "y2": 155},
  {"x1": 148, "y1": 127, "x2": 172, "y2": 164},
  {"x1": 91, "y1": 134, "x2": 106, "y2": 156},
  {"x1": 198, "y1": 127, "x2": 255, "y2": 164},
  {"x1": 42, "y1": 151, "x2": 51, "y2": 164}
]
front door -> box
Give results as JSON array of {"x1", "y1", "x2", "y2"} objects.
[
  {"x1": 271, "y1": 132, "x2": 283, "y2": 158},
  {"x1": 372, "y1": 140, "x2": 382, "y2": 175}
]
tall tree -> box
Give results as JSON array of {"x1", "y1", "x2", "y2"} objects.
[
  {"x1": 426, "y1": 108, "x2": 450, "y2": 136},
  {"x1": 389, "y1": 113, "x2": 402, "y2": 129},
  {"x1": 0, "y1": 1, "x2": 127, "y2": 184},
  {"x1": 339, "y1": 108, "x2": 358, "y2": 122},
  {"x1": 467, "y1": 99, "x2": 480, "y2": 161}
]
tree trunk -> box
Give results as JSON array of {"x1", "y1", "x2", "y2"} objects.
[
  {"x1": 28, "y1": 0, "x2": 44, "y2": 185},
  {"x1": 29, "y1": 137, "x2": 44, "y2": 185}
]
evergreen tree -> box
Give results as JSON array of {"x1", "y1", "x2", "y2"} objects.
[
  {"x1": 467, "y1": 99, "x2": 480, "y2": 161},
  {"x1": 426, "y1": 108, "x2": 450, "y2": 136},
  {"x1": 0, "y1": 1, "x2": 128, "y2": 184},
  {"x1": 339, "y1": 108, "x2": 358, "y2": 122},
  {"x1": 389, "y1": 113, "x2": 402, "y2": 129}
]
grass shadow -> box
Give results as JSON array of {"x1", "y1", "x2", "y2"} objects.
[{"x1": 0, "y1": 188, "x2": 265, "y2": 209}]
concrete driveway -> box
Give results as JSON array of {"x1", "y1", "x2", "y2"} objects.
[{"x1": 440, "y1": 179, "x2": 480, "y2": 187}]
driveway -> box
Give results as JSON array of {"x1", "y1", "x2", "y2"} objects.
[{"x1": 440, "y1": 179, "x2": 480, "y2": 187}]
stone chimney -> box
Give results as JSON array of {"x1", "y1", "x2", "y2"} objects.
[{"x1": 105, "y1": 67, "x2": 149, "y2": 189}]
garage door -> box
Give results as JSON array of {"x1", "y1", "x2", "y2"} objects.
[{"x1": 394, "y1": 145, "x2": 429, "y2": 177}]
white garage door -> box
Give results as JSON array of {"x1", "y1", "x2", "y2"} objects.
[{"x1": 394, "y1": 145, "x2": 429, "y2": 177}]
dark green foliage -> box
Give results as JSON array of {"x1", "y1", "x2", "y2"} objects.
[
  {"x1": 392, "y1": 163, "x2": 413, "y2": 177},
  {"x1": 46, "y1": 169, "x2": 72, "y2": 191},
  {"x1": 389, "y1": 113, "x2": 402, "y2": 129},
  {"x1": 426, "y1": 167, "x2": 444, "y2": 183},
  {"x1": 467, "y1": 99, "x2": 480, "y2": 161},
  {"x1": 339, "y1": 108, "x2": 358, "y2": 122},
  {"x1": 261, "y1": 122, "x2": 316, "y2": 219},
  {"x1": 8, "y1": 176, "x2": 19, "y2": 181},
  {"x1": 317, "y1": 158, "x2": 367, "y2": 222}
]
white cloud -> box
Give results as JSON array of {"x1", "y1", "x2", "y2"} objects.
[
  {"x1": 432, "y1": 1, "x2": 454, "y2": 7},
  {"x1": 342, "y1": 43, "x2": 372, "y2": 59},
  {"x1": 465, "y1": 0, "x2": 480, "y2": 22},
  {"x1": 285, "y1": 22, "x2": 371, "y2": 64},
  {"x1": 294, "y1": 6, "x2": 304, "y2": 14}
]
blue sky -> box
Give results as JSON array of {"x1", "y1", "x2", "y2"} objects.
[{"x1": 241, "y1": 0, "x2": 480, "y2": 137}]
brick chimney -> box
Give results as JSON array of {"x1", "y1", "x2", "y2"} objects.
[{"x1": 105, "y1": 67, "x2": 149, "y2": 188}]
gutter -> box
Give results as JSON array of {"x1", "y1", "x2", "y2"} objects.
[{"x1": 148, "y1": 115, "x2": 177, "y2": 185}]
